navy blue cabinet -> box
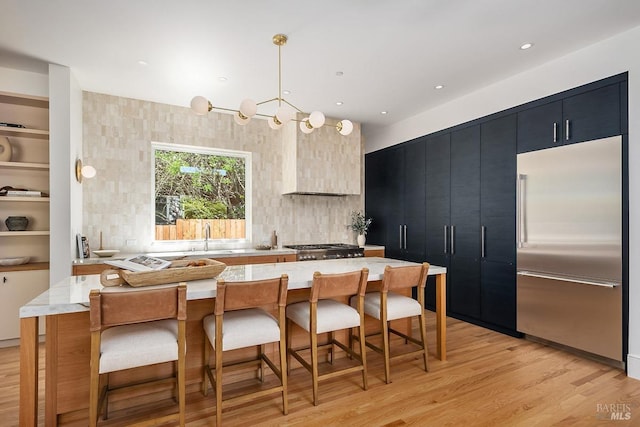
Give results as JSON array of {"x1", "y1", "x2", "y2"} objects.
[
  {"x1": 480, "y1": 114, "x2": 517, "y2": 331},
  {"x1": 366, "y1": 73, "x2": 625, "y2": 337},
  {"x1": 365, "y1": 141, "x2": 426, "y2": 262},
  {"x1": 449, "y1": 126, "x2": 481, "y2": 319},
  {"x1": 517, "y1": 83, "x2": 621, "y2": 153}
]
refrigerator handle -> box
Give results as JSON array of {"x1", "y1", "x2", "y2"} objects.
[
  {"x1": 481, "y1": 225, "x2": 486, "y2": 258},
  {"x1": 553, "y1": 122, "x2": 558, "y2": 143},
  {"x1": 517, "y1": 174, "x2": 527, "y2": 248},
  {"x1": 443, "y1": 225, "x2": 448, "y2": 254},
  {"x1": 565, "y1": 119, "x2": 570, "y2": 141},
  {"x1": 399, "y1": 225, "x2": 403, "y2": 250},
  {"x1": 450, "y1": 225, "x2": 455, "y2": 255}
]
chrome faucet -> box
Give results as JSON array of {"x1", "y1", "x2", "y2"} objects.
[{"x1": 204, "y1": 223, "x2": 211, "y2": 251}]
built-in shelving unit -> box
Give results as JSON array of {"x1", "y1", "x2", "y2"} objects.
[
  {"x1": 0, "y1": 90, "x2": 50, "y2": 272},
  {"x1": 0, "y1": 90, "x2": 50, "y2": 341}
]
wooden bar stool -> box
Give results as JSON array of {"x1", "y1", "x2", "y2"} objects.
[
  {"x1": 353, "y1": 262, "x2": 430, "y2": 384},
  {"x1": 88, "y1": 283, "x2": 187, "y2": 427},
  {"x1": 286, "y1": 268, "x2": 369, "y2": 406},
  {"x1": 202, "y1": 275, "x2": 289, "y2": 426}
]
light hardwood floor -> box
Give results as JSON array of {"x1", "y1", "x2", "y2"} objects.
[{"x1": 2, "y1": 311, "x2": 640, "y2": 426}]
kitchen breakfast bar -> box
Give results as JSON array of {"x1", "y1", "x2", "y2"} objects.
[{"x1": 19, "y1": 257, "x2": 447, "y2": 426}]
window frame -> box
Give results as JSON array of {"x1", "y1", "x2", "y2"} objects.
[{"x1": 151, "y1": 141, "x2": 252, "y2": 244}]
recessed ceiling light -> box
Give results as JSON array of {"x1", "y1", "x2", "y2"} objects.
[
  {"x1": 218, "y1": 77, "x2": 228, "y2": 82},
  {"x1": 381, "y1": 111, "x2": 388, "y2": 115},
  {"x1": 283, "y1": 90, "x2": 291, "y2": 95},
  {"x1": 137, "y1": 60, "x2": 148, "y2": 66},
  {"x1": 434, "y1": 85, "x2": 444, "y2": 90},
  {"x1": 520, "y1": 43, "x2": 533, "y2": 50},
  {"x1": 336, "y1": 101, "x2": 343, "y2": 106}
]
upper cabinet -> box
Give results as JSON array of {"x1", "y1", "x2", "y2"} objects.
[
  {"x1": 517, "y1": 81, "x2": 622, "y2": 153},
  {"x1": 282, "y1": 118, "x2": 361, "y2": 195},
  {"x1": 0, "y1": 91, "x2": 50, "y2": 272}
]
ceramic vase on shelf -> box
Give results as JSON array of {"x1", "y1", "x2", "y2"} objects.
[{"x1": 357, "y1": 234, "x2": 366, "y2": 248}]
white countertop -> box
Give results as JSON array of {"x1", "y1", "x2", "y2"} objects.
[{"x1": 21, "y1": 257, "x2": 444, "y2": 318}]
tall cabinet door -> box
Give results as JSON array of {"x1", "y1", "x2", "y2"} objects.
[
  {"x1": 425, "y1": 134, "x2": 450, "y2": 309},
  {"x1": 383, "y1": 147, "x2": 405, "y2": 260},
  {"x1": 449, "y1": 125, "x2": 481, "y2": 319},
  {"x1": 480, "y1": 114, "x2": 517, "y2": 331},
  {"x1": 403, "y1": 140, "x2": 426, "y2": 262},
  {"x1": 364, "y1": 150, "x2": 388, "y2": 246}
]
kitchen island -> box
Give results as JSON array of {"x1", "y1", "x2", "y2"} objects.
[{"x1": 19, "y1": 257, "x2": 446, "y2": 426}]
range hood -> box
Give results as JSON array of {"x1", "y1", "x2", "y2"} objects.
[{"x1": 282, "y1": 117, "x2": 361, "y2": 196}]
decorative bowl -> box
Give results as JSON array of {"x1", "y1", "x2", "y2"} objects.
[
  {"x1": 5, "y1": 216, "x2": 29, "y2": 231},
  {"x1": 93, "y1": 249, "x2": 120, "y2": 258},
  {"x1": 0, "y1": 256, "x2": 30, "y2": 266}
]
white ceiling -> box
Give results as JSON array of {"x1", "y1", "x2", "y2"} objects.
[{"x1": 2, "y1": 0, "x2": 640, "y2": 131}]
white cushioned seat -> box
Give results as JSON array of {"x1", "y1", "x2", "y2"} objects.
[
  {"x1": 203, "y1": 308, "x2": 280, "y2": 351},
  {"x1": 351, "y1": 291, "x2": 422, "y2": 321},
  {"x1": 287, "y1": 299, "x2": 360, "y2": 333},
  {"x1": 99, "y1": 319, "x2": 179, "y2": 374}
]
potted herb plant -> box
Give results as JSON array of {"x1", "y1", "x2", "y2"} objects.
[{"x1": 349, "y1": 211, "x2": 372, "y2": 247}]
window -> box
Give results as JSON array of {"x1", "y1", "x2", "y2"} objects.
[{"x1": 152, "y1": 142, "x2": 251, "y2": 242}]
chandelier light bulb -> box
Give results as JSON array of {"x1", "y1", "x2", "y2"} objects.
[
  {"x1": 234, "y1": 112, "x2": 250, "y2": 125},
  {"x1": 268, "y1": 116, "x2": 283, "y2": 130},
  {"x1": 337, "y1": 119, "x2": 354, "y2": 136},
  {"x1": 299, "y1": 118, "x2": 314, "y2": 134},
  {"x1": 276, "y1": 105, "x2": 295, "y2": 124},
  {"x1": 239, "y1": 99, "x2": 258, "y2": 117},
  {"x1": 190, "y1": 96, "x2": 210, "y2": 115},
  {"x1": 308, "y1": 111, "x2": 325, "y2": 128}
]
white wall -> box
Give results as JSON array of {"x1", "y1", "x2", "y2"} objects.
[
  {"x1": 48, "y1": 65, "x2": 83, "y2": 284},
  {"x1": 364, "y1": 25, "x2": 640, "y2": 378}
]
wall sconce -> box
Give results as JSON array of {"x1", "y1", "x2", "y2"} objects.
[{"x1": 75, "y1": 158, "x2": 96, "y2": 183}]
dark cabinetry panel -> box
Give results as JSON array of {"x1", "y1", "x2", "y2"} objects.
[
  {"x1": 517, "y1": 83, "x2": 621, "y2": 153},
  {"x1": 365, "y1": 142, "x2": 425, "y2": 262},
  {"x1": 366, "y1": 73, "x2": 626, "y2": 337}
]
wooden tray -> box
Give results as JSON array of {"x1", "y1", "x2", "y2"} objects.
[{"x1": 100, "y1": 258, "x2": 226, "y2": 287}]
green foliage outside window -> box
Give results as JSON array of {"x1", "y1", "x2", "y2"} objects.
[{"x1": 154, "y1": 149, "x2": 246, "y2": 225}]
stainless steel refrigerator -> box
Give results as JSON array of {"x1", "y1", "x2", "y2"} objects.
[{"x1": 516, "y1": 135, "x2": 622, "y2": 362}]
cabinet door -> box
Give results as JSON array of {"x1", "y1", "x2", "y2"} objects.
[
  {"x1": 0, "y1": 269, "x2": 49, "y2": 340},
  {"x1": 480, "y1": 114, "x2": 516, "y2": 264},
  {"x1": 403, "y1": 140, "x2": 426, "y2": 262},
  {"x1": 424, "y1": 134, "x2": 451, "y2": 309},
  {"x1": 450, "y1": 126, "x2": 480, "y2": 259},
  {"x1": 480, "y1": 261, "x2": 516, "y2": 330},
  {"x1": 383, "y1": 147, "x2": 405, "y2": 259},
  {"x1": 449, "y1": 126, "x2": 481, "y2": 318},
  {"x1": 516, "y1": 100, "x2": 562, "y2": 153},
  {"x1": 562, "y1": 83, "x2": 620, "y2": 144},
  {"x1": 365, "y1": 150, "x2": 388, "y2": 246}
]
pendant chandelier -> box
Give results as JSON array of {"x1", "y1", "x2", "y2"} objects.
[{"x1": 190, "y1": 33, "x2": 354, "y2": 136}]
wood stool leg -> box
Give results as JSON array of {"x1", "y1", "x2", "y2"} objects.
[{"x1": 419, "y1": 311, "x2": 429, "y2": 372}]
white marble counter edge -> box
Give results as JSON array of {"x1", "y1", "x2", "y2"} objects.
[{"x1": 22, "y1": 258, "x2": 443, "y2": 319}]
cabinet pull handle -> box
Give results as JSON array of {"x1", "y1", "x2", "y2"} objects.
[
  {"x1": 565, "y1": 119, "x2": 570, "y2": 141},
  {"x1": 403, "y1": 225, "x2": 407, "y2": 250},
  {"x1": 444, "y1": 225, "x2": 448, "y2": 254},
  {"x1": 399, "y1": 225, "x2": 403, "y2": 250},
  {"x1": 553, "y1": 122, "x2": 558, "y2": 143},
  {"x1": 450, "y1": 225, "x2": 455, "y2": 255},
  {"x1": 481, "y1": 225, "x2": 486, "y2": 258}
]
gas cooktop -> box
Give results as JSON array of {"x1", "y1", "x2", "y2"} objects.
[{"x1": 284, "y1": 243, "x2": 364, "y2": 261}]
